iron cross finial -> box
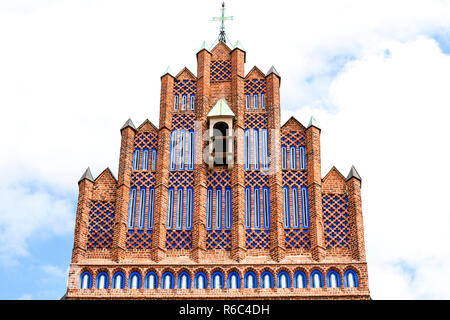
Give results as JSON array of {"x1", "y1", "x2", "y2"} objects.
[{"x1": 212, "y1": 1, "x2": 233, "y2": 43}]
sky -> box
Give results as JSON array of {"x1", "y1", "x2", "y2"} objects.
[{"x1": 0, "y1": 0, "x2": 450, "y2": 299}]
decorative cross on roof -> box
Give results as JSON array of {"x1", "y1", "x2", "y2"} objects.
[{"x1": 212, "y1": 2, "x2": 233, "y2": 43}]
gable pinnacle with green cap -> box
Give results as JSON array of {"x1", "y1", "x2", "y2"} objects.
[
  {"x1": 198, "y1": 41, "x2": 210, "y2": 53},
  {"x1": 233, "y1": 40, "x2": 245, "y2": 51},
  {"x1": 308, "y1": 116, "x2": 320, "y2": 129},
  {"x1": 161, "y1": 66, "x2": 174, "y2": 77},
  {"x1": 207, "y1": 99, "x2": 235, "y2": 118}
]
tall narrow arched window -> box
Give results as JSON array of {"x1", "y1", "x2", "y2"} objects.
[
  {"x1": 281, "y1": 146, "x2": 287, "y2": 170},
  {"x1": 151, "y1": 149, "x2": 157, "y2": 171},
  {"x1": 245, "y1": 272, "x2": 257, "y2": 289},
  {"x1": 253, "y1": 94, "x2": 259, "y2": 109},
  {"x1": 277, "y1": 272, "x2": 290, "y2": 288},
  {"x1": 261, "y1": 93, "x2": 265, "y2": 109},
  {"x1": 261, "y1": 272, "x2": 273, "y2": 289},
  {"x1": 215, "y1": 188, "x2": 222, "y2": 230},
  {"x1": 254, "y1": 188, "x2": 260, "y2": 228},
  {"x1": 261, "y1": 129, "x2": 269, "y2": 170},
  {"x1": 132, "y1": 150, "x2": 140, "y2": 171},
  {"x1": 174, "y1": 94, "x2": 179, "y2": 110},
  {"x1": 227, "y1": 272, "x2": 240, "y2": 289},
  {"x1": 187, "y1": 131, "x2": 195, "y2": 170},
  {"x1": 301, "y1": 186, "x2": 309, "y2": 228},
  {"x1": 80, "y1": 271, "x2": 92, "y2": 289},
  {"x1": 138, "y1": 188, "x2": 146, "y2": 228},
  {"x1": 344, "y1": 270, "x2": 358, "y2": 288},
  {"x1": 245, "y1": 94, "x2": 251, "y2": 109},
  {"x1": 147, "y1": 187, "x2": 155, "y2": 229},
  {"x1": 145, "y1": 272, "x2": 158, "y2": 289},
  {"x1": 128, "y1": 188, "x2": 137, "y2": 228},
  {"x1": 129, "y1": 272, "x2": 141, "y2": 289},
  {"x1": 253, "y1": 129, "x2": 260, "y2": 170},
  {"x1": 206, "y1": 188, "x2": 213, "y2": 230},
  {"x1": 211, "y1": 272, "x2": 224, "y2": 289},
  {"x1": 225, "y1": 187, "x2": 232, "y2": 229},
  {"x1": 112, "y1": 272, "x2": 125, "y2": 289},
  {"x1": 244, "y1": 130, "x2": 251, "y2": 170},
  {"x1": 311, "y1": 271, "x2": 323, "y2": 288},
  {"x1": 299, "y1": 146, "x2": 305, "y2": 170},
  {"x1": 175, "y1": 188, "x2": 184, "y2": 229},
  {"x1": 190, "y1": 94, "x2": 195, "y2": 110},
  {"x1": 166, "y1": 188, "x2": 175, "y2": 229},
  {"x1": 162, "y1": 272, "x2": 174, "y2": 289},
  {"x1": 282, "y1": 187, "x2": 290, "y2": 228},
  {"x1": 169, "y1": 130, "x2": 177, "y2": 170},
  {"x1": 178, "y1": 130, "x2": 186, "y2": 170},
  {"x1": 327, "y1": 271, "x2": 340, "y2": 288},
  {"x1": 178, "y1": 272, "x2": 191, "y2": 289},
  {"x1": 142, "y1": 149, "x2": 149, "y2": 171},
  {"x1": 263, "y1": 187, "x2": 270, "y2": 229},
  {"x1": 245, "y1": 187, "x2": 251, "y2": 228},
  {"x1": 96, "y1": 272, "x2": 108, "y2": 289},
  {"x1": 181, "y1": 94, "x2": 187, "y2": 110},
  {"x1": 290, "y1": 146, "x2": 297, "y2": 169},
  {"x1": 185, "y1": 188, "x2": 193, "y2": 229},
  {"x1": 294, "y1": 271, "x2": 307, "y2": 288},
  {"x1": 292, "y1": 187, "x2": 299, "y2": 228},
  {"x1": 194, "y1": 273, "x2": 207, "y2": 289}
]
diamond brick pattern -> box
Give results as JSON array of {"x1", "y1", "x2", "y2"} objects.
[
  {"x1": 87, "y1": 201, "x2": 115, "y2": 250},
  {"x1": 282, "y1": 171, "x2": 307, "y2": 187},
  {"x1": 131, "y1": 172, "x2": 156, "y2": 189},
  {"x1": 166, "y1": 230, "x2": 192, "y2": 250},
  {"x1": 206, "y1": 230, "x2": 231, "y2": 250},
  {"x1": 174, "y1": 80, "x2": 197, "y2": 96},
  {"x1": 169, "y1": 171, "x2": 194, "y2": 188},
  {"x1": 245, "y1": 230, "x2": 270, "y2": 249},
  {"x1": 244, "y1": 113, "x2": 267, "y2": 129},
  {"x1": 284, "y1": 229, "x2": 311, "y2": 249},
  {"x1": 210, "y1": 60, "x2": 231, "y2": 81},
  {"x1": 244, "y1": 171, "x2": 269, "y2": 188},
  {"x1": 206, "y1": 170, "x2": 231, "y2": 188},
  {"x1": 134, "y1": 131, "x2": 158, "y2": 150},
  {"x1": 172, "y1": 113, "x2": 195, "y2": 131},
  {"x1": 126, "y1": 230, "x2": 153, "y2": 250},
  {"x1": 244, "y1": 79, "x2": 266, "y2": 95},
  {"x1": 281, "y1": 130, "x2": 305, "y2": 148},
  {"x1": 323, "y1": 193, "x2": 350, "y2": 248}
]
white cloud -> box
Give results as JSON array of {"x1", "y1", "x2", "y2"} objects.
[{"x1": 0, "y1": 0, "x2": 450, "y2": 298}]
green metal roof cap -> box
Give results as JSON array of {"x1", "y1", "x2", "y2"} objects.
[
  {"x1": 233, "y1": 40, "x2": 245, "y2": 51},
  {"x1": 308, "y1": 116, "x2": 320, "y2": 129},
  {"x1": 207, "y1": 99, "x2": 235, "y2": 117}
]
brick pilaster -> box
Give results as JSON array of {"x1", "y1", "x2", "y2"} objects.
[{"x1": 346, "y1": 176, "x2": 366, "y2": 261}]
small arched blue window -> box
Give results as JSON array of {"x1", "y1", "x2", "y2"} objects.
[
  {"x1": 294, "y1": 271, "x2": 307, "y2": 288},
  {"x1": 225, "y1": 187, "x2": 232, "y2": 229},
  {"x1": 245, "y1": 94, "x2": 251, "y2": 109},
  {"x1": 344, "y1": 270, "x2": 358, "y2": 288},
  {"x1": 282, "y1": 187, "x2": 290, "y2": 228},
  {"x1": 112, "y1": 272, "x2": 125, "y2": 289},
  {"x1": 142, "y1": 149, "x2": 149, "y2": 171},
  {"x1": 301, "y1": 186, "x2": 309, "y2": 228},
  {"x1": 244, "y1": 130, "x2": 251, "y2": 170},
  {"x1": 253, "y1": 94, "x2": 259, "y2": 109},
  {"x1": 244, "y1": 271, "x2": 257, "y2": 289},
  {"x1": 132, "y1": 149, "x2": 140, "y2": 171},
  {"x1": 162, "y1": 272, "x2": 174, "y2": 289},
  {"x1": 189, "y1": 94, "x2": 195, "y2": 110},
  {"x1": 263, "y1": 187, "x2": 270, "y2": 229},
  {"x1": 181, "y1": 94, "x2": 187, "y2": 110},
  {"x1": 260, "y1": 271, "x2": 274, "y2": 288},
  {"x1": 253, "y1": 129, "x2": 259, "y2": 170},
  {"x1": 185, "y1": 187, "x2": 193, "y2": 229},
  {"x1": 290, "y1": 146, "x2": 297, "y2": 169},
  {"x1": 254, "y1": 187, "x2": 260, "y2": 228},
  {"x1": 187, "y1": 131, "x2": 195, "y2": 170},
  {"x1": 261, "y1": 93, "x2": 265, "y2": 109},
  {"x1": 292, "y1": 187, "x2": 300, "y2": 228},
  {"x1": 96, "y1": 272, "x2": 109, "y2": 289},
  {"x1": 174, "y1": 94, "x2": 179, "y2": 110},
  {"x1": 128, "y1": 188, "x2": 137, "y2": 228},
  {"x1": 261, "y1": 129, "x2": 269, "y2": 170},
  {"x1": 327, "y1": 271, "x2": 341, "y2": 288},
  {"x1": 137, "y1": 188, "x2": 146, "y2": 229},
  {"x1": 145, "y1": 271, "x2": 158, "y2": 289},
  {"x1": 245, "y1": 187, "x2": 251, "y2": 228},
  {"x1": 169, "y1": 130, "x2": 177, "y2": 170},
  {"x1": 227, "y1": 272, "x2": 241, "y2": 289},
  {"x1": 277, "y1": 271, "x2": 291, "y2": 288},
  {"x1": 206, "y1": 188, "x2": 213, "y2": 230},
  {"x1": 147, "y1": 187, "x2": 155, "y2": 229},
  {"x1": 129, "y1": 272, "x2": 142, "y2": 289},
  {"x1": 178, "y1": 130, "x2": 186, "y2": 170},
  {"x1": 178, "y1": 272, "x2": 191, "y2": 289},
  {"x1": 151, "y1": 148, "x2": 157, "y2": 171},
  {"x1": 310, "y1": 270, "x2": 324, "y2": 288},
  {"x1": 166, "y1": 188, "x2": 175, "y2": 229},
  {"x1": 281, "y1": 146, "x2": 287, "y2": 170},
  {"x1": 175, "y1": 188, "x2": 184, "y2": 229},
  {"x1": 211, "y1": 271, "x2": 224, "y2": 289},
  {"x1": 79, "y1": 271, "x2": 92, "y2": 289},
  {"x1": 215, "y1": 188, "x2": 222, "y2": 230},
  {"x1": 299, "y1": 146, "x2": 305, "y2": 170},
  {"x1": 194, "y1": 272, "x2": 208, "y2": 289}
]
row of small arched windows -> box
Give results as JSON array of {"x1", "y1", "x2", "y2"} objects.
[
  {"x1": 245, "y1": 93, "x2": 265, "y2": 109},
  {"x1": 174, "y1": 94, "x2": 195, "y2": 111},
  {"x1": 79, "y1": 269, "x2": 359, "y2": 290},
  {"x1": 132, "y1": 148, "x2": 157, "y2": 171}
]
